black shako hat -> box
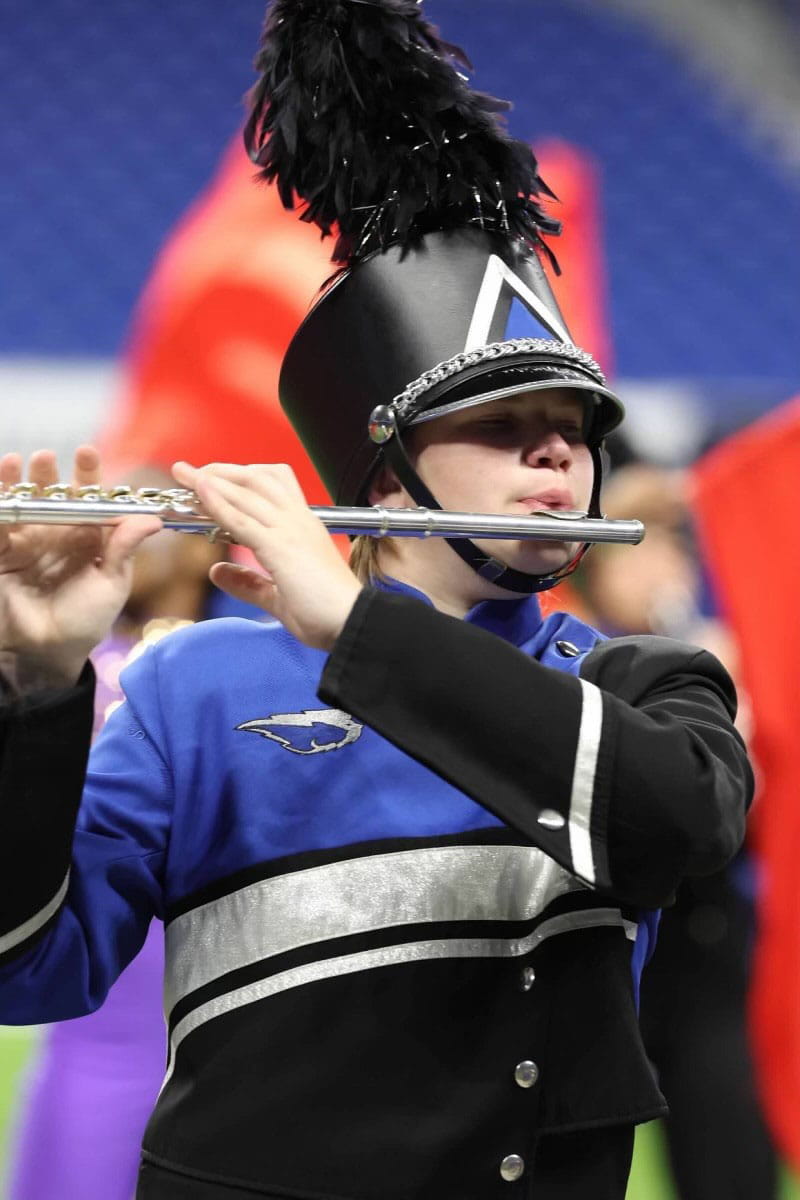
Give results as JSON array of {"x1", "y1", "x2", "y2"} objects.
[
  {"x1": 280, "y1": 226, "x2": 623, "y2": 508},
  {"x1": 246, "y1": 0, "x2": 625, "y2": 592}
]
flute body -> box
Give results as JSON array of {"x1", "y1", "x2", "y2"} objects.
[{"x1": 0, "y1": 489, "x2": 644, "y2": 545}]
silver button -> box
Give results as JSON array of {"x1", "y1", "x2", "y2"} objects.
[
  {"x1": 500, "y1": 1154, "x2": 525, "y2": 1182},
  {"x1": 514, "y1": 1060, "x2": 540, "y2": 1088},
  {"x1": 537, "y1": 808, "x2": 565, "y2": 830},
  {"x1": 556, "y1": 640, "x2": 580, "y2": 657},
  {"x1": 520, "y1": 966, "x2": 536, "y2": 991}
]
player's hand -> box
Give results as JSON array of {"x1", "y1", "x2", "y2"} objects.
[
  {"x1": 172, "y1": 461, "x2": 362, "y2": 651},
  {"x1": 0, "y1": 447, "x2": 162, "y2": 688}
]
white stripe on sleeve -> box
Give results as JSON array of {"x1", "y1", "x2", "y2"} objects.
[
  {"x1": 0, "y1": 870, "x2": 70, "y2": 956},
  {"x1": 568, "y1": 679, "x2": 603, "y2": 885}
]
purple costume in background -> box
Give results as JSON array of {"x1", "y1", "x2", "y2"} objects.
[
  {"x1": 9, "y1": 634, "x2": 166, "y2": 1200},
  {"x1": 9, "y1": 925, "x2": 165, "y2": 1200}
]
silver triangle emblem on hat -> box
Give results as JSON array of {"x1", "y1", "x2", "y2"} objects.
[{"x1": 464, "y1": 255, "x2": 570, "y2": 351}]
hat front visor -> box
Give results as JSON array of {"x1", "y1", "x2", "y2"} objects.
[{"x1": 406, "y1": 359, "x2": 624, "y2": 443}]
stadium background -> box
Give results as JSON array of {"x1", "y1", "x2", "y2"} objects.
[{"x1": 1, "y1": 0, "x2": 799, "y2": 1195}]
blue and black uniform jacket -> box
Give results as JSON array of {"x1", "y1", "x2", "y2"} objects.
[{"x1": 0, "y1": 580, "x2": 751, "y2": 1200}]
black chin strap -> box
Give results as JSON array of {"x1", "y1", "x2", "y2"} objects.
[{"x1": 381, "y1": 429, "x2": 599, "y2": 595}]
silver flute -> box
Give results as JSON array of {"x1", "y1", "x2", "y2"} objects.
[{"x1": 0, "y1": 485, "x2": 644, "y2": 544}]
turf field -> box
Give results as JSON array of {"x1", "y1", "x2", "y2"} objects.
[
  {"x1": 0, "y1": 1026, "x2": 41, "y2": 1197},
  {"x1": 0, "y1": 1028, "x2": 797, "y2": 1198}
]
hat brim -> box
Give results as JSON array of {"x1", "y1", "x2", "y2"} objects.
[{"x1": 407, "y1": 358, "x2": 625, "y2": 443}]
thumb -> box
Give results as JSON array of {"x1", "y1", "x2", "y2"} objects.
[
  {"x1": 104, "y1": 516, "x2": 164, "y2": 572},
  {"x1": 210, "y1": 561, "x2": 280, "y2": 616}
]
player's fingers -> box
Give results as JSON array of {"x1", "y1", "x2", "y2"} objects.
[
  {"x1": 174, "y1": 461, "x2": 258, "y2": 504},
  {"x1": 209, "y1": 561, "x2": 279, "y2": 614},
  {"x1": 0, "y1": 453, "x2": 23, "y2": 489},
  {"x1": 192, "y1": 479, "x2": 271, "y2": 555},
  {"x1": 27, "y1": 449, "x2": 60, "y2": 489},
  {"x1": 174, "y1": 461, "x2": 253, "y2": 489},
  {"x1": 102, "y1": 515, "x2": 164, "y2": 573},
  {"x1": 72, "y1": 445, "x2": 103, "y2": 489},
  {"x1": 246, "y1": 463, "x2": 306, "y2": 503},
  {"x1": 193, "y1": 474, "x2": 282, "y2": 544},
  {"x1": 175, "y1": 461, "x2": 303, "y2": 509},
  {"x1": 0, "y1": 456, "x2": 18, "y2": 548}
]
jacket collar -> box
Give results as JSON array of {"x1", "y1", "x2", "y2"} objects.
[{"x1": 375, "y1": 576, "x2": 544, "y2": 649}]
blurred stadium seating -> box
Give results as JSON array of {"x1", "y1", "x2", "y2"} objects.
[{"x1": 1, "y1": 0, "x2": 798, "y2": 390}]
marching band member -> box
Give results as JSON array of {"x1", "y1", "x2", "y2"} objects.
[{"x1": 0, "y1": 2, "x2": 751, "y2": 1196}]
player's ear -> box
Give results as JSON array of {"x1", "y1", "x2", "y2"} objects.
[{"x1": 367, "y1": 464, "x2": 404, "y2": 506}]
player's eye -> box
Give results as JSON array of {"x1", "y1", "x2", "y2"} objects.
[
  {"x1": 556, "y1": 420, "x2": 584, "y2": 441},
  {"x1": 476, "y1": 414, "x2": 514, "y2": 430}
]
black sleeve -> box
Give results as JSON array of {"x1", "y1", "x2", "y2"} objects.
[
  {"x1": 319, "y1": 589, "x2": 752, "y2": 909},
  {"x1": 0, "y1": 663, "x2": 95, "y2": 958}
]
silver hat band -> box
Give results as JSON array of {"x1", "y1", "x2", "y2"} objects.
[{"x1": 391, "y1": 338, "x2": 607, "y2": 424}]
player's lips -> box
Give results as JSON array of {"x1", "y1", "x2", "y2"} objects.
[{"x1": 518, "y1": 490, "x2": 574, "y2": 510}]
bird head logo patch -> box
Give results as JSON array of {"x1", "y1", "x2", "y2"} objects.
[{"x1": 236, "y1": 709, "x2": 363, "y2": 755}]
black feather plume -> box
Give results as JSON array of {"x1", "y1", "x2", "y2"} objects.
[{"x1": 244, "y1": 0, "x2": 562, "y2": 268}]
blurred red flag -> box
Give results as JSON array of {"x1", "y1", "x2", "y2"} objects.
[
  {"x1": 534, "y1": 139, "x2": 613, "y2": 620},
  {"x1": 536, "y1": 138, "x2": 614, "y2": 377},
  {"x1": 692, "y1": 395, "x2": 800, "y2": 1168},
  {"x1": 98, "y1": 138, "x2": 333, "y2": 499}
]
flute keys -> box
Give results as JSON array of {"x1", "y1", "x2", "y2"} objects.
[
  {"x1": 8, "y1": 483, "x2": 38, "y2": 497},
  {"x1": 76, "y1": 485, "x2": 103, "y2": 501},
  {"x1": 108, "y1": 486, "x2": 134, "y2": 501},
  {"x1": 158, "y1": 488, "x2": 197, "y2": 508},
  {"x1": 42, "y1": 483, "x2": 74, "y2": 499}
]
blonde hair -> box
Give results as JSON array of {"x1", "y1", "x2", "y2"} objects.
[{"x1": 348, "y1": 534, "x2": 396, "y2": 584}]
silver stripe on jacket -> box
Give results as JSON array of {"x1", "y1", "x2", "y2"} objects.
[
  {"x1": 162, "y1": 906, "x2": 637, "y2": 1089},
  {"x1": 164, "y1": 843, "x2": 588, "y2": 1018},
  {"x1": 0, "y1": 870, "x2": 70, "y2": 956},
  {"x1": 569, "y1": 679, "x2": 603, "y2": 885}
]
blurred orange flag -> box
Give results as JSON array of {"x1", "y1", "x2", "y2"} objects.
[{"x1": 693, "y1": 395, "x2": 800, "y2": 1168}]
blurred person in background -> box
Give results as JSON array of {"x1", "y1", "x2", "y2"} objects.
[{"x1": 571, "y1": 455, "x2": 777, "y2": 1200}]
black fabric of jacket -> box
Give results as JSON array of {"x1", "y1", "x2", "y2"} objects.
[{"x1": 320, "y1": 589, "x2": 750, "y2": 910}]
